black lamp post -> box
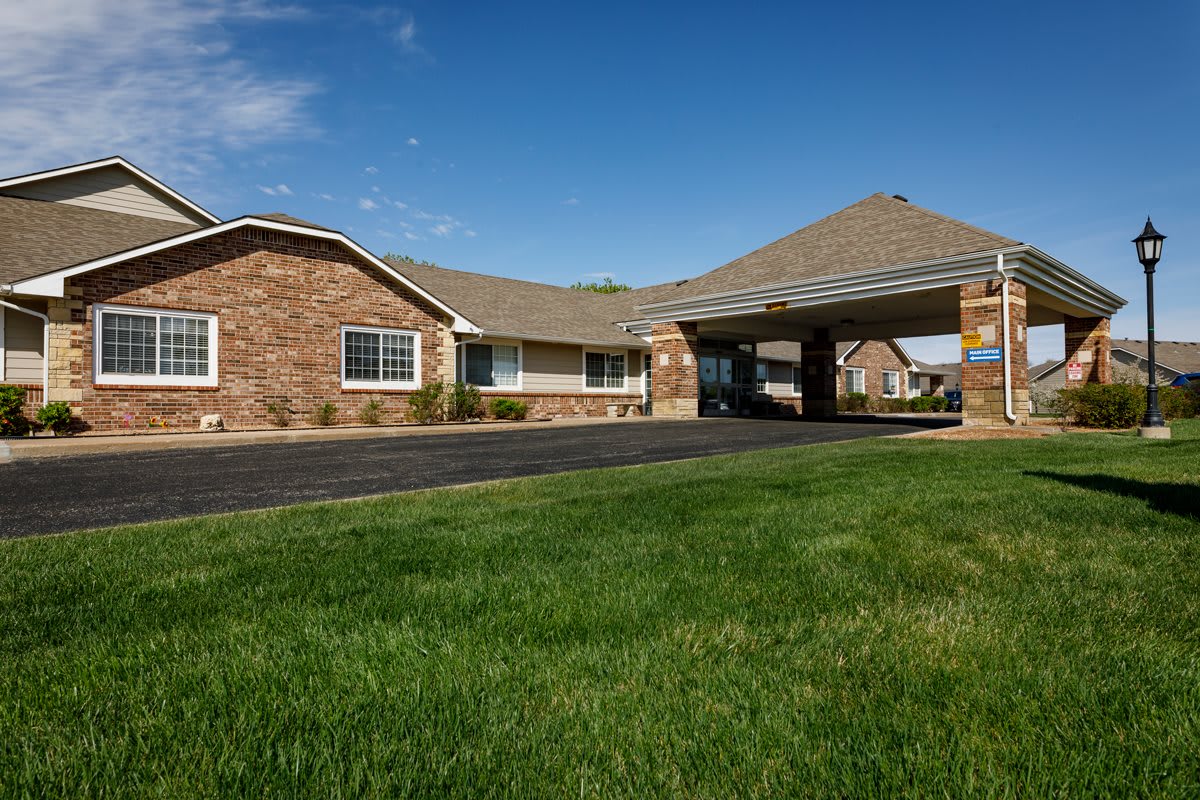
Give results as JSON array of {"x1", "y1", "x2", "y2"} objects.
[{"x1": 1133, "y1": 217, "x2": 1166, "y2": 429}]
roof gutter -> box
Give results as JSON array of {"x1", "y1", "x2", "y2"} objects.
[{"x1": 0, "y1": 299, "x2": 49, "y2": 408}]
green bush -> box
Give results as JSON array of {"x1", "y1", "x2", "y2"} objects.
[
  {"x1": 489, "y1": 398, "x2": 528, "y2": 420},
  {"x1": 1058, "y1": 383, "x2": 1143, "y2": 428},
  {"x1": 265, "y1": 400, "x2": 292, "y2": 428},
  {"x1": 930, "y1": 396, "x2": 950, "y2": 412},
  {"x1": 358, "y1": 398, "x2": 384, "y2": 425},
  {"x1": 0, "y1": 385, "x2": 31, "y2": 436},
  {"x1": 445, "y1": 382, "x2": 483, "y2": 421},
  {"x1": 1159, "y1": 386, "x2": 1200, "y2": 421},
  {"x1": 408, "y1": 382, "x2": 445, "y2": 424},
  {"x1": 308, "y1": 402, "x2": 338, "y2": 427},
  {"x1": 838, "y1": 392, "x2": 870, "y2": 412},
  {"x1": 35, "y1": 401, "x2": 73, "y2": 435},
  {"x1": 909, "y1": 396, "x2": 936, "y2": 413},
  {"x1": 872, "y1": 397, "x2": 909, "y2": 414}
]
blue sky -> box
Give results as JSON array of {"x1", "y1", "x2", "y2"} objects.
[{"x1": 2, "y1": 1, "x2": 1197, "y2": 363}]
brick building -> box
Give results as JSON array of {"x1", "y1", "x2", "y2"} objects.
[{"x1": 1, "y1": 157, "x2": 1126, "y2": 432}]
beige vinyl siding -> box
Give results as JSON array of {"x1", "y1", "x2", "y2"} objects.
[
  {"x1": 0, "y1": 166, "x2": 209, "y2": 225},
  {"x1": 517, "y1": 341, "x2": 646, "y2": 394},
  {"x1": 2, "y1": 300, "x2": 47, "y2": 382},
  {"x1": 764, "y1": 361, "x2": 798, "y2": 396}
]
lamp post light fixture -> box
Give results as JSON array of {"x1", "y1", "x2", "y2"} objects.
[{"x1": 1133, "y1": 217, "x2": 1168, "y2": 437}]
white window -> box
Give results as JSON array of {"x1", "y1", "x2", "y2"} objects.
[
  {"x1": 882, "y1": 370, "x2": 899, "y2": 398},
  {"x1": 93, "y1": 303, "x2": 218, "y2": 387},
  {"x1": 341, "y1": 325, "x2": 419, "y2": 390},
  {"x1": 845, "y1": 367, "x2": 865, "y2": 394},
  {"x1": 464, "y1": 342, "x2": 520, "y2": 389},
  {"x1": 756, "y1": 362, "x2": 768, "y2": 393},
  {"x1": 791, "y1": 366, "x2": 803, "y2": 396},
  {"x1": 908, "y1": 372, "x2": 921, "y2": 397},
  {"x1": 584, "y1": 351, "x2": 626, "y2": 390}
]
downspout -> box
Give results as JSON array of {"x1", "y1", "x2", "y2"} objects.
[
  {"x1": 996, "y1": 254, "x2": 1017, "y2": 423},
  {"x1": 0, "y1": 299, "x2": 50, "y2": 408}
]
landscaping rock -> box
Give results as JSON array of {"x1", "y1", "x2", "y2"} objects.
[{"x1": 199, "y1": 414, "x2": 225, "y2": 432}]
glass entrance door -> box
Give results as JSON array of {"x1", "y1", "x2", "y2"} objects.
[{"x1": 699, "y1": 351, "x2": 754, "y2": 416}]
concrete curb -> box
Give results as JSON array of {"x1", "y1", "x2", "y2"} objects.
[{"x1": 1, "y1": 415, "x2": 667, "y2": 461}]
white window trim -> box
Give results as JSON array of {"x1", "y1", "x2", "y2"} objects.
[
  {"x1": 790, "y1": 364, "x2": 803, "y2": 397},
  {"x1": 581, "y1": 348, "x2": 628, "y2": 392},
  {"x1": 845, "y1": 366, "x2": 865, "y2": 394},
  {"x1": 340, "y1": 324, "x2": 421, "y2": 391},
  {"x1": 461, "y1": 339, "x2": 523, "y2": 392},
  {"x1": 92, "y1": 302, "x2": 218, "y2": 387},
  {"x1": 0, "y1": 306, "x2": 6, "y2": 382},
  {"x1": 882, "y1": 369, "x2": 900, "y2": 398},
  {"x1": 755, "y1": 361, "x2": 768, "y2": 394}
]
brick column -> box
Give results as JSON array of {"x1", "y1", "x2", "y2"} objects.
[
  {"x1": 1063, "y1": 315, "x2": 1111, "y2": 387},
  {"x1": 800, "y1": 329, "x2": 837, "y2": 418},
  {"x1": 651, "y1": 321, "x2": 699, "y2": 418},
  {"x1": 960, "y1": 278, "x2": 1029, "y2": 426}
]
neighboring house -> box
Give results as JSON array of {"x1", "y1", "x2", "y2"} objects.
[
  {"x1": 913, "y1": 360, "x2": 961, "y2": 397},
  {"x1": 1031, "y1": 339, "x2": 1200, "y2": 393},
  {"x1": 0, "y1": 156, "x2": 1125, "y2": 431}
]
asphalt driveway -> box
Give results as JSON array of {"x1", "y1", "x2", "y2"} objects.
[{"x1": 0, "y1": 416, "x2": 956, "y2": 538}]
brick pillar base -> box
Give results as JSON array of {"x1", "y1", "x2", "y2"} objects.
[
  {"x1": 800, "y1": 329, "x2": 837, "y2": 418},
  {"x1": 960, "y1": 278, "x2": 1029, "y2": 426},
  {"x1": 651, "y1": 321, "x2": 699, "y2": 418},
  {"x1": 1064, "y1": 315, "x2": 1111, "y2": 387}
]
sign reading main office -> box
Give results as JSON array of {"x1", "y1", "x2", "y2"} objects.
[{"x1": 966, "y1": 347, "x2": 1003, "y2": 363}]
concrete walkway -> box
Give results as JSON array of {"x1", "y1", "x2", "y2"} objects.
[{"x1": 0, "y1": 416, "x2": 958, "y2": 539}]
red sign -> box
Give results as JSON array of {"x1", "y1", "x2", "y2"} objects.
[{"x1": 1067, "y1": 362, "x2": 1083, "y2": 381}]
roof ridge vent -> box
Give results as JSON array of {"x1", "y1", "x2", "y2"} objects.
[{"x1": 892, "y1": 194, "x2": 908, "y2": 203}]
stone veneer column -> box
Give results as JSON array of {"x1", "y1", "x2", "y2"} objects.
[
  {"x1": 46, "y1": 291, "x2": 85, "y2": 409},
  {"x1": 960, "y1": 278, "x2": 1029, "y2": 426},
  {"x1": 1063, "y1": 315, "x2": 1111, "y2": 387},
  {"x1": 651, "y1": 321, "x2": 699, "y2": 418},
  {"x1": 436, "y1": 318, "x2": 458, "y2": 383},
  {"x1": 800, "y1": 329, "x2": 837, "y2": 418}
]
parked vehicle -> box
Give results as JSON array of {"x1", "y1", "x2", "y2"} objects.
[{"x1": 1169, "y1": 372, "x2": 1200, "y2": 391}]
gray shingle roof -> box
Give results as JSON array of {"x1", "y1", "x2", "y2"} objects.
[
  {"x1": 754, "y1": 341, "x2": 864, "y2": 363},
  {"x1": 386, "y1": 259, "x2": 649, "y2": 347},
  {"x1": 0, "y1": 195, "x2": 201, "y2": 285},
  {"x1": 250, "y1": 212, "x2": 331, "y2": 231},
  {"x1": 1112, "y1": 338, "x2": 1200, "y2": 375},
  {"x1": 644, "y1": 193, "x2": 1020, "y2": 306}
]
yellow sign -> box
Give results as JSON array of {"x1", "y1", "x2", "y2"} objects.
[
  {"x1": 765, "y1": 301, "x2": 788, "y2": 311},
  {"x1": 961, "y1": 333, "x2": 983, "y2": 348}
]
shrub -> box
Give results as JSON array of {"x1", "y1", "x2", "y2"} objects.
[
  {"x1": 1160, "y1": 385, "x2": 1200, "y2": 421},
  {"x1": 1058, "y1": 383, "x2": 1142, "y2": 428},
  {"x1": 35, "y1": 401, "x2": 73, "y2": 435},
  {"x1": 265, "y1": 399, "x2": 292, "y2": 428},
  {"x1": 490, "y1": 398, "x2": 528, "y2": 420},
  {"x1": 930, "y1": 396, "x2": 950, "y2": 412},
  {"x1": 358, "y1": 398, "x2": 384, "y2": 425},
  {"x1": 0, "y1": 385, "x2": 30, "y2": 436},
  {"x1": 909, "y1": 395, "x2": 935, "y2": 413},
  {"x1": 838, "y1": 392, "x2": 869, "y2": 412},
  {"x1": 872, "y1": 397, "x2": 909, "y2": 414},
  {"x1": 309, "y1": 402, "x2": 338, "y2": 427},
  {"x1": 445, "y1": 382, "x2": 483, "y2": 421},
  {"x1": 408, "y1": 382, "x2": 445, "y2": 424}
]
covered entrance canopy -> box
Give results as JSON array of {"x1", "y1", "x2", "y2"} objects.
[{"x1": 620, "y1": 193, "x2": 1126, "y2": 425}]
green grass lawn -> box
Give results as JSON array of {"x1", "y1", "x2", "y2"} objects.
[{"x1": 3, "y1": 423, "x2": 1199, "y2": 798}]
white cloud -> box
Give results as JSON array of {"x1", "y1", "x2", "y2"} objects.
[
  {"x1": 429, "y1": 223, "x2": 454, "y2": 238},
  {"x1": 358, "y1": 197, "x2": 379, "y2": 211},
  {"x1": 403, "y1": 231, "x2": 420, "y2": 241},
  {"x1": 464, "y1": 230, "x2": 477, "y2": 238},
  {"x1": 371, "y1": 185, "x2": 381, "y2": 193},
  {"x1": 562, "y1": 197, "x2": 580, "y2": 206},
  {"x1": 391, "y1": 200, "x2": 408, "y2": 210},
  {"x1": 364, "y1": 165, "x2": 379, "y2": 175},
  {"x1": 313, "y1": 192, "x2": 335, "y2": 201},
  {"x1": 375, "y1": 229, "x2": 395, "y2": 239},
  {"x1": 406, "y1": 137, "x2": 420, "y2": 146},
  {"x1": 584, "y1": 272, "x2": 616, "y2": 280},
  {"x1": 256, "y1": 183, "x2": 292, "y2": 196},
  {"x1": 0, "y1": 0, "x2": 320, "y2": 176}
]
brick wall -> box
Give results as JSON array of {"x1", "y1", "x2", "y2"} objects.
[
  {"x1": 1064, "y1": 315, "x2": 1112, "y2": 386},
  {"x1": 838, "y1": 340, "x2": 910, "y2": 398},
  {"x1": 67, "y1": 228, "x2": 451, "y2": 432},
  {"x1": 482, "y1": 391, "x2": 645, "y2": 418},
  {"x1": 651, "y1": 321, "x2": 699, "y2": 418},
  {"x1": 800, "y1": 333, "x2": 837, "y2": 418},
  {"x1": 960, "y1": 278, "x2": 1029, "y2": 425}
]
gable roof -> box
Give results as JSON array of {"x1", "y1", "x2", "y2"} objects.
[
  {"x1": 0, "y1": 156, "x2": 221, "y2": 225},
  {"x1": 0, "y1": 195, "x2": 201, "y2": 285},
  {"x1": 642, "y1": 193, "x2": 1020, "y2": 306},
  {"x1": 1111, "y1": 338, "x2": 1200, "y2": 375},
  {"x1": 386, "y1": 260, "x2": 648, "y2": 347},
  {"x1": 250, "y1": 212, "x2": 331, "y2": 231},
  {"x1": 1029, "y1": 358, "x2": 1065, "y2": 381}
]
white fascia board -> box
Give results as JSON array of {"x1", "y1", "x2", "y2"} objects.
[
  {"x1": 0, "y1": 156, "x2": 222, "y2": 225},
  {"x1": 835, "y1": 340, "x2": 862, "y2": 366},
  {"x1": 1017, "y1": 247, "x2": 1127, "y2": 311},
  {"x1": 7, "y1": 217, "x2": 482, "y2": 332},
  {"x1": 889, "y1": 339, "x2": 918, "y2": 369},
  {"x1": 477, "y1": 330, "x2": 650, "y2": 349}
]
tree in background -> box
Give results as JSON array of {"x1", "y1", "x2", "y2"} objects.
[
  {"x1": 384, "y1": 252, "x2": 439, "y2": 267},
  {"x1": 571, "y1": 276, "x2": 630, "y2": 293}
]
